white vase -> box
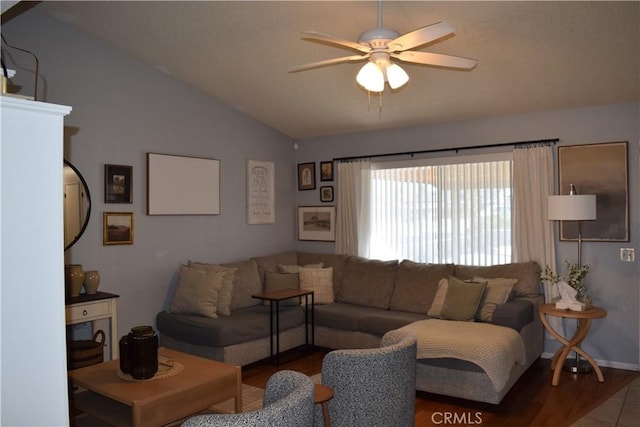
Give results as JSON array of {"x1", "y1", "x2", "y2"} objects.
[{"x1": 84, "y1": 270, "x2": 101, "y2": 294}]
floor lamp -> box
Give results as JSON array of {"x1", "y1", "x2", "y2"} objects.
[{"x1": 548, "y1": 184, "x2": 596, "y2": 373}]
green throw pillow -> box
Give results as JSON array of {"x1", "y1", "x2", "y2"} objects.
[
  {"x1": 440, "y1": 276, "x2": 487, "y2": 321},
  {"x1": 263, "y1": 272, "x2": 300, "y2": 306}
]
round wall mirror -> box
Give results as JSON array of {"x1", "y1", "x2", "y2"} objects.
[{"x1": 64, "y1": 160, "x2": 91, "y2": 250}]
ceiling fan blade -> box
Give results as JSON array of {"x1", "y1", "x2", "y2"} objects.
[
  {"x1": 301, "y1": 31, "x2": 371, "y2": 54},
  {"x1": 388, "y1": 22, "x2": 456, "y2": 52},
  {"x1": 392, "y1": 51, "x2": 477, "y2": 70},
  {"x1": 289, "y1": 54, "x2": 369, "y2": 73}
]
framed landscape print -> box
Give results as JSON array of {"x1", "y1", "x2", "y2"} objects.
[
  {"x1": 558, "y1": 141, "x2": 628, "y2": 241},
  {"x1": 297, "y1": 206, "x2": 336, "y2": 241},
  {"x1": 104, "y1": 164, "x2": 132, "y2": 203},
  {"x1": 297, "y1": 162, "x2": 316, "y2": 191},
  {"x1": 103, "y1": 212, "x2": 134, "y2": 245}
]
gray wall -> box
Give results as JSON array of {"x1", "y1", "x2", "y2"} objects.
[
  {"x1": 295, "y1": 104, "x2": 640, "y2": 369},
  {"x1": 3, "y1": 10, "x2": 297, "y2": 340}
]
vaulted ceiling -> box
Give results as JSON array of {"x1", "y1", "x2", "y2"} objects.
[{"x1": 13, "y1": 1, "x2": 640, "y2": 138}]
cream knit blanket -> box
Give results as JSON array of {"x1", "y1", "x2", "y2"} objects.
[{"x1": 398, "y1": 319, "x2": 525, "y2": 392}]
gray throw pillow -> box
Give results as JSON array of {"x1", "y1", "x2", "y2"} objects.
[
  {"x1": 188, "y1": 262, "x2": 237, "y2": 316},
  {"x1": 168, "y1": 265, "x2": 225, "y2": 318},
  {"x1": 472, "y1": 276, "x2": 517, "y2": 322}
]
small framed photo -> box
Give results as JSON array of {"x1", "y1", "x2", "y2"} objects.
[
  {"x1": 320, "y1": 186, "x2": 334, "y2": 202},
  {"x1": 320, "y1": 161, "x2": 334, "y2": 181},
  {"x1": 298, "y1": 162, "x2": 316, "y2": 191},
  {"x1": 297, "y1": 206, "x2": 336, "y2": 241},
  {"x1": 105, "y1": 164, "x2": 132, "y2": 203},
  {"x1": 103, "y1": 212, "x2": 134, "y2": 245}
]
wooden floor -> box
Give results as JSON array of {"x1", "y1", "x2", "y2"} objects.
[{"x1": 242, "y1": 348, "x2": 638, "y2": 427}]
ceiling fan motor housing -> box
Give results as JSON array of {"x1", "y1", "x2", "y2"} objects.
[{"x1": 358, "y1": 28, "x2": 400, "y2": 47}]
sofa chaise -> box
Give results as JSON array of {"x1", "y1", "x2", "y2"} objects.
[{"x1": 156, "y1": 251, "x2": 543, "y2": 404}]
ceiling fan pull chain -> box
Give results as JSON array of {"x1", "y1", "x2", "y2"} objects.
[{"x1": 379, "y1": 92, "x2": 383, "y2": 118}]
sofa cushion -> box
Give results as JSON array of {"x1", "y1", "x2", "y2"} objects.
[
  {"x1": 391, "y1": 261, "x2": 455, "y2": 314},
  {"x1": 473, "y1": 276, "x2": 517, "y2": 322},
  {"x1": 187, "y1": 262, "x2": 237, "y2": 316},
  {"x1": 454, "y1": 261, "x2": 541, "y2": 298},
  {"x1": 427, "y1": 278, "x2": 449, "y2": 318},
  {"x1": 439, "y1": 276, "x2": 487, "y2": 321},
  {"x1": 252, "y1": 251, "x2": 298, "y2": 285},
  {"x1": 314, "y1": 303, "x2": 383, "y2": 332},
  {"x1": 264, "y1": 272, "x2": 300, "y2": 306},
  {"x1": 297, "y1": 252, "x2": 349, "y2": 296},
  {"x1": 157, "y1": 305, "x2": 305, "y2": 347},
  {"x1": 491, "y1": 298, "x2": 534, "y2": 331},
  {"x1": 337, "y1": 257, "x2": 398, "y2": 309},
  {"x1": 221, "y1": 259, "x2": 262, "y2": 310},
  {"x1": 168, "y1": 265, "x2": 225, "y2": 318},
  {"x1": 278, "y1": 263, "x2": 323, "y2": 274},
  {"x1": 358, "y1": 311, "x2": 428, "y2": 336},
  {"x1": 299, "y1": 267, "x2": 334, "y2": 304}
]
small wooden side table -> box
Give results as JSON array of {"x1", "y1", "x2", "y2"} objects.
[
  {"x1": 314, "y1": 383, "x2": 334, "y2": 427},
  {"x1": 537, "y1": 303, "x2": 607, "y2": 386},
  {"x1": 66, "y1": 291, "x2": 120, "y2": 360},
  {"x1": 251, "y1": 288, "x2": 315, "y2": 365}
]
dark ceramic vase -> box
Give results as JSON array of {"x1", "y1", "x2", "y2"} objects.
[{"x1": 119, "y1": 326, "x2": 158, "y2": 379}]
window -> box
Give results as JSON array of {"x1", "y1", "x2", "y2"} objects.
[{"x1": 368, "y1": 153, "x2": 513, "y2": 266}]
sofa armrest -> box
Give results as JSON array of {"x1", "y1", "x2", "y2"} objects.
[{"x1": 491, "y1": 299, "x2": 534, "y2": 331}]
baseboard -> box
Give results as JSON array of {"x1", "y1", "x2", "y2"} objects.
[{"x1": 540, "y1": 352, "x2": 639, "y2": 371}]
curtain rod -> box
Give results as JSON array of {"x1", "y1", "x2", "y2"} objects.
[{"x1": 333, "y1": 138, "x2": 559, "y2": 162}]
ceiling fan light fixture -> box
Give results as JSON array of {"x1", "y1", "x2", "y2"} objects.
[
  {"x1": 386, "y1": 63, "x2": 409, "y2": 89},
  {"x1": 356, "y1": 61, "x2": 384, "y2": 92}
]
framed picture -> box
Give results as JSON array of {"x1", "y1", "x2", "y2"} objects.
[
  {"x1": 104, "y1": 164, "x2": 132, "y2": 203},
  {"x1": 247, "y1": 160, "x2": 275, "y2": 224},
  {"x1": 147, "y1": 153, "x2": 220, "y2": 215},
  {"x1": 103, "y1": 212, "x2": 134, "y2": 245},
  {"x1": 320, "y1": 186, "x2": 334, "y2": 202},
  {"x1": 297, "y1": 162, "x2": 316, "y2": 191},
  {"x1": 558, "y1": 141, "x2": 628, "y2": 241},
  {"x1": 320, "y1": 161, "x2": 334, "y2": 181},
  {"x1": 297, "y1": 206, "x2": 336, "y2": 241}
]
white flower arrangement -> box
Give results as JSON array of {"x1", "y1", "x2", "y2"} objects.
[{"x1": 541, "y1": 261, "x2": 590, "y2": 295}]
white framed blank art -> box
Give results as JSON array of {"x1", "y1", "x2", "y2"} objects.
[{"x1": 147, "y1": 153, "x2": 220, "y2": 215}]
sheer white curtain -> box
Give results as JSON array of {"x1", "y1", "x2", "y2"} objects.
[
  {"x1": 513, "y1": 145, "x2": 560, "y2": 332},
  {"x1": 335, "y1": 160, "x2": 371, "y2": 256}
]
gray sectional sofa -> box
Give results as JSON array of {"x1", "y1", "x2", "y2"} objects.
[{"x1": 156, "y1": 251, "x2": 543, "y2": 404}]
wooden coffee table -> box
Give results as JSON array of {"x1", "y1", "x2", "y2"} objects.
[{"x1": 68, "y1": 347, "x2": 242, "y2": 426}]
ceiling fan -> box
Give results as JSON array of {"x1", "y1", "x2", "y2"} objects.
[{"x1": 290, "y1": 1, "x2": 477, "y2": 93}]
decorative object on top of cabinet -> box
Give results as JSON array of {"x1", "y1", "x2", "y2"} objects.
[
  {"x1": 558, "y1": 141, "x2": 628, "y2": 242},
  {"x1": 247, "y1": 160, "x2": 275, "y2": 224},
  {"x1": 65, "y1": 264, "x2": 84, "y2": 298},
  {"x1": 84, "y1": 270, "x2": 101, "y2": 294},
  {"x1": 104, "y1": 164, "x2": 132, "y2": 203},
  {"x1": 320, "y1": 186, "x2": 334, "y2": 203},
  {"x1": 103, "y1": 212, "x2": 134, "y2": 245},
  {"x1": 320, "y1": 161, "x2": 334, "y2": 181},
  {"x1": 297, "y1": 205, "x2": 336, "y2": 241},
  {"x1": 147, "y1": 153, "x2": 220, "y2": 215},
  {"x1": 298, "y1": 162, "x2": 316, "y2": 191},
  {"x1": 64, "y1": 160, "x2": 91, "y2": 251}
]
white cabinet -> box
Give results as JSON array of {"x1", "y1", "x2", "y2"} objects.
[{"x1": 1, "y1": 96, "x2": 72, "y2": 426}]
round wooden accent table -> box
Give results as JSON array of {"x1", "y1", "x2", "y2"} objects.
[
  {"x1": 314, "y1": 384, "x2": 334, "y2": 427},
  {"x1": 537, "y1": 303, "x2": 607, "y2": 386}
]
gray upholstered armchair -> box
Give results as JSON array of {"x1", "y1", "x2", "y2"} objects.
[
  {"x1": 182, "y1": 370, "x2": 314, "y2": 427},
  {"x1": 314, "y1": 329, "x2": 417, "y2": 427}
]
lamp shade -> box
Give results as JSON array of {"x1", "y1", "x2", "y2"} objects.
[
  {"x1": 356, "y1": 62, "x2": 384, "y2": 92},
  {"x1": 386, "y1": 63, "x2": 409, "y2": 89},
  {"x1": 548, "y1": 194, "x2": 596, "y2": 221}
]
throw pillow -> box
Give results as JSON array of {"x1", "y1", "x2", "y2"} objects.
[
  {"x1": 277, "y1": 263, "x2": 324, "y2": 274},
  {"x1": 299, "y1": 267, "x2": 334, "y2": 304},
  {"x1": 263, "y1": 272, "x2": 300, "y2": 306},
  {"x1": 440, "y1": 276, "x2": 487, "y2": 321},
  {"x1": 168, "y1": 265, "x2": 226, "y2": 318},
  {"x1": 472, "y1": 276, "x2": 517, "y2": 322},
  {"x1": 188, "y1": 262, "x2": 237, "y2": 316},
  {"x1": 427, "y1": 278, "x2": 449, "y2": 317}
]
